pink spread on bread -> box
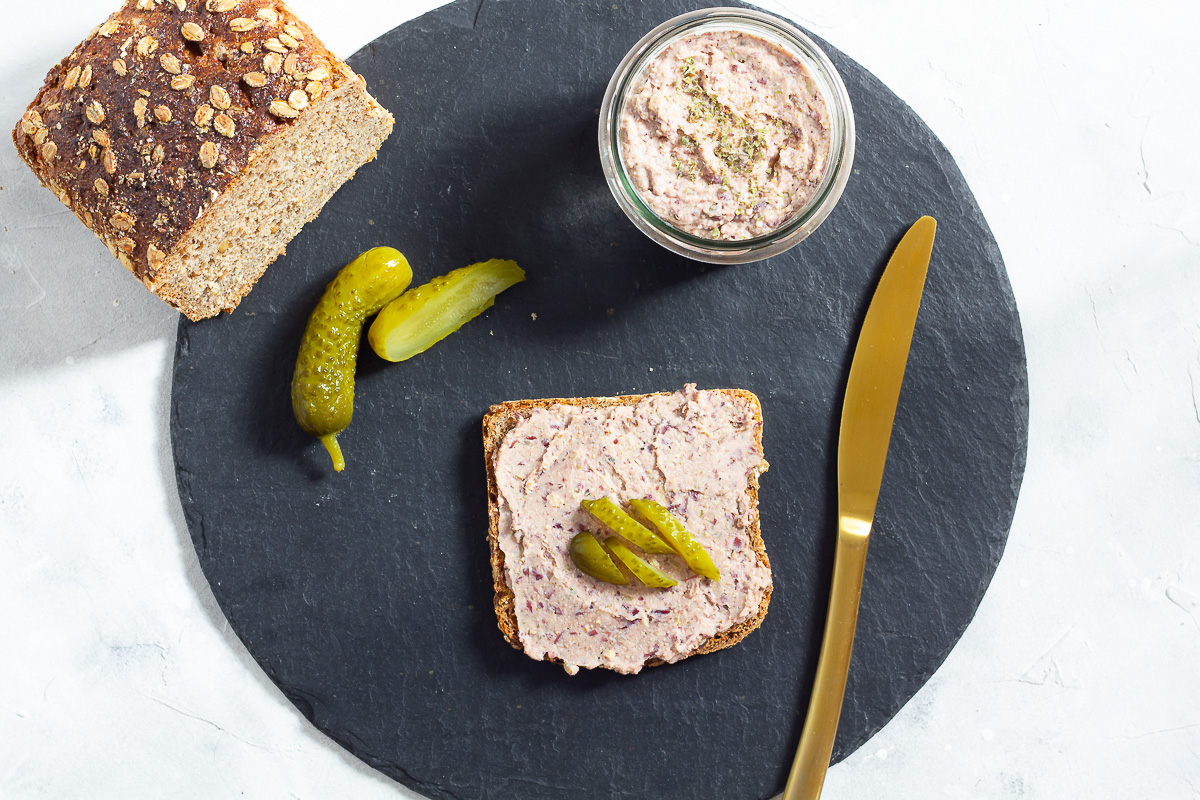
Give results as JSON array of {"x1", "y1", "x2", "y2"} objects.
[{"x1": 491, "y1": 385, "x2": 771, "y2": 674}]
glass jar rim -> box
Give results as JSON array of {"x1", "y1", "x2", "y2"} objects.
[{"x1": 598, "y1": 7, "x2": 856, "y2": 263}]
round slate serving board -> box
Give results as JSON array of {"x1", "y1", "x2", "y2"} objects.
[{"x1": 171, "y1": 1, "x2": 1028, "y2": 798}]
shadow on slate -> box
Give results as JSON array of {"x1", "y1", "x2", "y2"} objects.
[{"x1": 170, "y1": 0, "x2": 1028, "y2": 798}]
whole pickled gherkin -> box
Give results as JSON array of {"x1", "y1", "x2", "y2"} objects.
[{"x1": 291, "y1": 247, "x2": 413, "y2": 471}]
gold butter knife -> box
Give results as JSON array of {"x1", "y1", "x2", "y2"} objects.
[{"x1": 783, "y1": 215, "x2": 937, "y2": 800}]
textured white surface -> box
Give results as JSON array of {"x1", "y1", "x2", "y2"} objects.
[{"x1": 2, "y1": 0, "x2": 1197, "y2": 798}]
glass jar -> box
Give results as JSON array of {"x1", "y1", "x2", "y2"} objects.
[{"x1": 598, "y1": 7, "x2": 855, "y2": 264}]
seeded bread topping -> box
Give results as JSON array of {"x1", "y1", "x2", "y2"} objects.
[
  {"x1": 619, "y1": 30, "x2": 831, "y2": 240},
  {"x1": 491, "y1": 385, "x2": 771, "y2": 675},
  {"x1": 12, "y1": 0, "x2": 393, "y2": 320}
]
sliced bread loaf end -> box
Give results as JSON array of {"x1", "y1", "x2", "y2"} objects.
[{"x1": 13, "y1": 0, "x2": 394, "y2": 320}]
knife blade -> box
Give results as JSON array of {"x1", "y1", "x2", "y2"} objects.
[{"x1": 782, "y1": 215, "x2": 937, "y2": 800}]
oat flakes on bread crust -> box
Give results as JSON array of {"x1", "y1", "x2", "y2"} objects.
[
  {"x1": 483, "y1": 388, "x2": 771, "y2": 673},
  {"x1": 12, "y1": 0, "x2": 394, "y2": 320}
]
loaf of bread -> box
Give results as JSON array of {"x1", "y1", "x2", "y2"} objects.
[
  {"x1": 12, "y1": 0, "x2": 394, "y2": 320},
  {"x1": 483, "y1": 385, "x2": 772, "y2": 675}
]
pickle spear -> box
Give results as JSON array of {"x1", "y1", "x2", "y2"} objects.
[
  {"x1": 628, "y1": 499, "x2": 720, "y2": 581},
  {"x1": 581, "y1": 497, "x2": 676, "y2": 554},
  {"x1": 368, "y1": 259, "x2": 525, "y2": 362},
  {"x1": 291, "y1": 247, "x2": 413, "y2": 471},
  {"x1": 569, "y1": 532, "x2": 628, "y2": 585},
  {"x1": 605, "y1": 539, "x2": 677, "y2": 588}
]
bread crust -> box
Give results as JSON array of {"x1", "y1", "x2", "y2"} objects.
[
  {"x1": 12, "y1": 0, "x2": 393, "y2": 319},
  {"x1": 483, "y1": 388, "x2": 771, "y2": 672}
]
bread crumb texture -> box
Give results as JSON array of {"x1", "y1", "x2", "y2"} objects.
[{"x1": 12, "y1": 0, "x2": 394, "y2": 320}]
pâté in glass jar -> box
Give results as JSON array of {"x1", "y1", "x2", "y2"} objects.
[{"x1": 599, "y1": 9, "x2": 855, "y2": 263}]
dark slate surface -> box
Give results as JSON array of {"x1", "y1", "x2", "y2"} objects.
[{"x1": 170, "y1": 1, "x2": 1028, "y2": 798}]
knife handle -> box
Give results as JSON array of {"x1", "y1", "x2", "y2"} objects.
[{"x1": 782, "y1": 525, "x2": 870, "y2": 800}]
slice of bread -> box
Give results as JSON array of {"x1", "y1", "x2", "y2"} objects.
[{"x1": 483, "y1": 386, "x2": 771, "y2": 674}]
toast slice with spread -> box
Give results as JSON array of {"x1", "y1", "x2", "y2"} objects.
[{"x1": 483, "y1": 385, "x2": 771, "y2": 675}]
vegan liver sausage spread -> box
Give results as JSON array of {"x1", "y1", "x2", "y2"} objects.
[
  {"x1": 619, "y1": 30, "x2": 831, "y2": 240},
  {"x1": 491, "y1": 385, "x2": 772, "y2": 674}
]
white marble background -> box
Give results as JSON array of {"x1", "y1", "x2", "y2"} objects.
[{"x1": 2, "y1": 0, "x2": 1197, "y2": 797}]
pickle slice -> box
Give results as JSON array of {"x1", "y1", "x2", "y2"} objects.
[
  {"x1": 291, "y1": 247, "x2": 413, "y2": 471},
  {"x1": 605, "y1": 539, "x2": 677, "y2": 588},
  {"x1": 569, "y1": 532, "x2": 628, "y2": 585},
  {"x1": 367, "y1": 259, "x2": 525, "y2": 362},
  {"x1": 581, "y1": 497, "x2": 675, "y2": 554},
  {"x1": 628, "y1": 499, "x2": 720, "y2": 581}
]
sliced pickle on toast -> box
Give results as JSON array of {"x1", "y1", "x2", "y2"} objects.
[
  {"x1": 580, "y1": 497, "x2": 675, "y2": 554},
  {"x1": 628, "y1": 498, "x2": 720, "y2": 581},
  {"x1": 604, "y1": 539, "x2": 677, "y2": 588},
  {"x1": 569, "y1": 532, "x2": 628, "y2": 585}
]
